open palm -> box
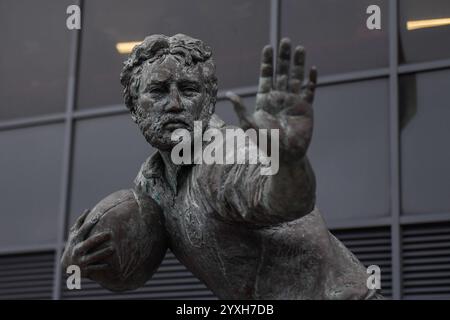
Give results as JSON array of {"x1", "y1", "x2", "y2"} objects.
[{"x1": 227, "y1": 38, "x2": 317, "y2": 162}]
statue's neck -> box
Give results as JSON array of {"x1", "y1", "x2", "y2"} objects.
[{"x1": 160, "y1": 150, "x2": 182, "y2": 193}]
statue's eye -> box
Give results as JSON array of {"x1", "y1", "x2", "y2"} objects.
[
  {"x1": 181, "y1": 86, "x2": 199, "y2": 96},
  {"x1": 149, "y1": 85, "x2": 167, "y2": 95}
]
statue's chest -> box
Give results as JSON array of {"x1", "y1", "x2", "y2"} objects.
[
  {"x1": 150, "y1": 177, "x2": 213, "y2": 252},
  {"x1": 166, "y1": 196, "x2": 210, "y2": 251}
]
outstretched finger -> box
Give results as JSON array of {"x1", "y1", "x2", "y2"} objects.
[
  {"x1": 302, "y1": 67, "x2": 318, "y2": 104},
  {"x1": 290, "y1": 46, "x2": 305, "y2": 94},
  {"x1": 275, "y1": 38, "x2": 291, "y2": 91},
  {"x1": 258, "y1": 45, "x2": 273, "y2": 94},
  {"x1": 226, "y1": 91, "x2": 256, "y2": 131},
  {"x1": 74, "y1": 231, "x2": 112, "y2": 256}
]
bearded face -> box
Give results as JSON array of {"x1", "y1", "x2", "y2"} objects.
[{"x1": 131, "y1": 55, "x2": 213, "y2": 151}]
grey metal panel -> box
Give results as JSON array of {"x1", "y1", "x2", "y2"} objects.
[
  {"x1": 309, "y1": 79, "x2": 391, "y2": 221},
  {"x1": 0, "y1": 124, "x2": 65, "y2": 247},
  {"x1": 61, "y1": 251, "x2": 216, "y2": 300},
  {"x1": 402, "y1": 222, "x2": 450, "y2": 300},
  {"x1": 332, "y1": 227, "x2": 392, "y2": 298},
  {"x1": 0, "y1": 252, "x2": 54, "y2": 300}
]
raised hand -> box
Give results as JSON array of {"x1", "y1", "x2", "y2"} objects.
[
  {"x1": 227, "y1": 38, "x2": 317, "y2": 162},
  {"x1": 61, "y1": 209, "x2": 115, "y2": 278}
]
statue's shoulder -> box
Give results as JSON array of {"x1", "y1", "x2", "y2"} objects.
[{"x1": 134, "y1": 151, "x2": 163, "y2": 195}]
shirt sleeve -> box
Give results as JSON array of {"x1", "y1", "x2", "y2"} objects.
[{"x1": 194, "y1": 126, "x2": 310, "y2": 227}]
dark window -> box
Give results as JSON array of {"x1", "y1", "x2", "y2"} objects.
[
  {"x1": 399, "y1": 0, "x2": 450, "y2": 64},
  {"x1": 0, "y1": 124, "x2": 64, "y2": 247},
  {"x1": 400, "y1": 69, "x2": 450, "y2": 215},
  {"x1": 77, "y1": 0, "x2": 270, "y2": 110},
  {"x1": 281, "y1": 0, "x2": 388, "y2": 76},
  {"x1": 309, "y1": 79, "x2": 390, "y2": 221},
  {"x1": 68, "y1": 114, "x2": 154, "y2": 230},
  {"x1": 0, "y1": 0, "x2": 71, "y2": 120}
]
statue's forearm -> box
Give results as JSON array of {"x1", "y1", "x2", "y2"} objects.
[{"x1": 264, "y1": 156, "x2": 316, "y2": 222}]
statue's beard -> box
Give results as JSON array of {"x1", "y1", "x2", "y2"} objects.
[{"x1": 136, "y1": 110, "x2": 212, "y2": 151}]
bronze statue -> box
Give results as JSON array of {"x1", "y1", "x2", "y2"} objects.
[{"x1": 61, "y1": 34, "x2": 382, "y2": 299}]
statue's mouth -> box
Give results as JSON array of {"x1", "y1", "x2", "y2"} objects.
[{"x1": 163, "y1": 119, "x2": 189, "y2": 130}]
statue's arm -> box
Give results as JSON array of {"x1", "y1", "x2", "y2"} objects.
[
  {"x1": 215, "y1": 39, "x2": 317, "y2": 226},
  {"x1": 203, "y1": 150, "x2": 315, "y2": 226},
  {"x1": 262, "y1": 155, "x2": 316, "y2": 221},
  {"x1": 61, "y1": 188, "x2": 168, "y2": 292}
]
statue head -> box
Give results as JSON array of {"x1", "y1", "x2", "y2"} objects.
[{"x1": 120, "y1": 34, "x2": 218, "y2": 151}]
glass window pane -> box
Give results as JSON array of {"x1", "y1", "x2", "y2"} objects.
[
  {"x1": 0, "y1": 124, "x2": 64, "y2": 247},
  {"x1": 0, "y1": 0, "x2": 71, "y2": 120},
  {"x1": 401, "y1": 69, "x2": 450, "y2": 215},
  {"x1": 77, "y1": 0, "x2": 270, "y2": 110},
  {"x1": 399, "y1": 0, "x2": 450, "y2": 64},
  {"x1": 281, "y1": 0, "x2": 388, "y2": 75},
  {"x1": 309, "y1": 79, "x2": 390, "y2": 221},
  {"x1": 69, "y1": 114, "x2": 154, "y2": 230}
]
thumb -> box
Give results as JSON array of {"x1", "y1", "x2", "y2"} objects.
[{"x1": 225, "y1": 91, "x2": 256, "y2": 131}]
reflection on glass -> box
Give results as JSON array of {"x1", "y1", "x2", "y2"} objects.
[
  {"x1": 0, "y1": 0, "x2": 71, "y2": 120},
  {"x1": 0, "y1": 124, "x2": 64, "y2": 246},
  {"x1": 69, "y1": 114, "x2": 154, "y2": 230},
  {"x1": 309, "y1": 79, "x2": 390, "y2": 221},
  {"x1": 77, "y1": 0, "x2": 269, "y2": 110},
  {"x1": 400, "y1": 69, "x2": 450, "y2": 215},
  {"x1": 281, "y1": 0, "x2": 388, "y2": 75},
  {"x1": 400, "y1": 0, "x2": 450, "y2": 63}
]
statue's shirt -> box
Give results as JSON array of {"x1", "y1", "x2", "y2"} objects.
[{"x1": 134, "y1": 114, "x2": 379, "y2": 299}]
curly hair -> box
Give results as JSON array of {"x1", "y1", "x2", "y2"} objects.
[{"x1": 120, "y1": 34, "x2": 218, "y2": 112}]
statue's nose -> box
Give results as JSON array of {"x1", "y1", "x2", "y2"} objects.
[{"x1": 165, "y1": 87, "x2": 183, "y2": 113}]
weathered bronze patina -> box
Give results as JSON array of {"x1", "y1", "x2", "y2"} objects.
[{"x1": 62, "y1": 34, "x2": 382, "y2": 299}]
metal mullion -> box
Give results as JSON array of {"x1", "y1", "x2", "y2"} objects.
[
  {"x1": 52, "y1": 0, "x2": 83, "y2": 300},
  {"x1": 0, "y1": 113, "x2": 66, "y2": 132},
  {"x1": 399, "y1": 57, "x2": 450, "y2": 75},
  {"x1": 73, "y1": 104, "x2": 127, "y2": 121},
  {"x1": 389, "y1": 0, "x2": 402, "y2": 300},
  {"x1": 318, "y1": 68, "x2": 389, "y2": 86},
  {"x1": 270, "y1": 0, "x2": 281, "y2": 50}
]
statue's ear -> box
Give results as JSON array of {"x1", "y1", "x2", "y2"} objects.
[{"x1": 130, "y1": 107, "x2": 138, "y2": 123}]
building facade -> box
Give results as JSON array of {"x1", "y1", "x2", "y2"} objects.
[{"x1": 1, "y1": 0, "x2": 450, "y2": 300}]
